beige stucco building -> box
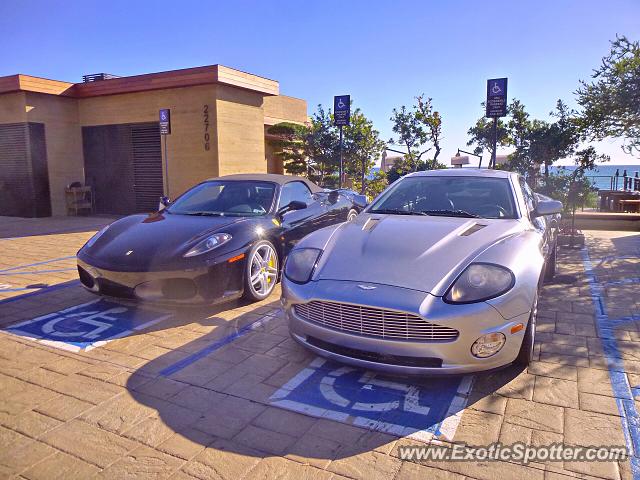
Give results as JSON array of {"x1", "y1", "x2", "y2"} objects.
[{"x1": 0, "y1": 65, "x2": 307, "y2": 216}]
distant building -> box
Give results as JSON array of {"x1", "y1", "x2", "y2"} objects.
[
  {"x1": 381, "y1": 150, "x2": 404, "y2": 172},
  {"x1": 0, "y1": 65, "x2": 307, "y2": 217}
]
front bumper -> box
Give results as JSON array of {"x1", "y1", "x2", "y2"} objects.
[
  {"x1": 283, "y1": 279, "x2": 531, "y2": 375},
  {"x1": 77, "y1": 255, "x2": 245, "y2": 305}
]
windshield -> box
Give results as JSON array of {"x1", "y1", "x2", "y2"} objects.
[
  {"x1": 369, "y1": 176, "x2": 517, "y2": 219},
  {"x1": 167, "y1": 181, "x2": 276, "y2": 216}
]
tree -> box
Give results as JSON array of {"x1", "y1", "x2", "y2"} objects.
[
  {"x1": 306, "y1": 106, "x2": 340, "y2": 185},
  {"x1": 576, "y1": 36, "x2": 640, "y2": 154},
  {"x1": 415, "y1": 96, "x2": 443, "y2": 167},
  {"x1": 342, "y1": 109, "x2": 386, "y2": 195},
  {"x1": 363, "y1": 170, "x2": 388, "y2": 200},
  {"x1": 528, "y1": 100, "x2": 579, "y2": 180},
  {"x1": 505, "y1": 99, "x2": 533, "y2": 176},
  {"x1": 389, "y1": 95, "x2": 444, "y2": 171},
  {"x1": 466, "y1": 103, "x2": 510, "y2": 164},
  {"x1": 266, "y1": 122, "x2": 310, "y2": 176}
]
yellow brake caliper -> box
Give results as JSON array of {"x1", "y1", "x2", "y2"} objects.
[{"x1": 267, "y1": 254, "x2": 275, "y2": 284}]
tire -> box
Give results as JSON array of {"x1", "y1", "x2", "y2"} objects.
[
  {"x1": 544, "y1": 242, "x2": 557, "y2": 281},
  {"x1": 243, "y1": 240, "x2": 279, "y2": 302},
  {"x1": 347, "y1": 209, "x2": 358, "y2": 221},
  {"x1": 516, "y1": 295, "x2": 537, "y2": 366}
]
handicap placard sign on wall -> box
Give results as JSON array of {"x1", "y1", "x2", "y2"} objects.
[
  {"x1": 5, "y1": 299, "x2": 170, "y2": 352},
  {"x1": 270, "y1": 357, "x2": 473, "y2": 443}
]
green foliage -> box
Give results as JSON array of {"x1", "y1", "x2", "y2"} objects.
[
  {"x1": 576, "y1": 36, "x2": 640, "y2": 154},
  {"x1": 268, "y1": 104, "x2": 385, "y2": 193},
  {"x1": 267, "y1": 122, "x2": 310, "y2": 176},
  {"x1": 343, "y1": 109, "x2": 387, "y2": 194},
  {"x1": 537, "y1": 147, "x2": 609, "y2": 212},
  {"x1": 390, "y1": 95, "x2": 443, "y2": 170},
  {"x1": 466, "y1": 106, "x2": 510, "y2": 161},
  {"x1": 306, "y1": 105, "x2": 340, "y2": 185},
  {"x1": 359, "y1": 170, "x2": 389, "y2": 200}
]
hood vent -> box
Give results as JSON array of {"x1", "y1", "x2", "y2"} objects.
[
  {"x1": 362, "y1": 217, "x2": 382, "y2": 231},
  {"x1": 460, "y1": 223, "x2": 487, "y2": 236}
]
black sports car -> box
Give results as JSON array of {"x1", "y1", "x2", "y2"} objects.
[{"x1": 77, "y1": 174, "x2": 366, "y2": 304}]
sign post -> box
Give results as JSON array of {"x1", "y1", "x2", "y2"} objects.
[
  {"x1": 485, "y1": 78, "x2": 507, "y2": 168},
  {"x1": 333, "y1": 95, "x2": 350, "y2": 189},
  {"x1": 159, "y1": 109, "x2": 171, "y2": 196}
]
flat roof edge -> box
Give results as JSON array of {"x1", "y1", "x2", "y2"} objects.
[{"x1": 0, "y1": 65, "x2": 280, "y2": 98}]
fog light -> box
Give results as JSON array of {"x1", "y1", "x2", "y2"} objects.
[{"x1": 471, "y1": 333, "x2": 506, "y2": 358}]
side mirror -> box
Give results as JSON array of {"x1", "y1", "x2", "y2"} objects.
[
  {"x1": 277, "y1": 200, "x2": 307, "y2": 217},
  {"x1": 532, "y1": 200, "x2": 562, "y2": 217},
  {"x1": 328, "y1": 190, "x2": 340, "y2": 204},
  {"x1": 159, "y1": 196, "x2": 171, "y2": 211}
]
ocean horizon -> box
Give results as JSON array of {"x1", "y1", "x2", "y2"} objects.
[{"x1": 368, "y1": 164, "x2": 640, "y2": 190}]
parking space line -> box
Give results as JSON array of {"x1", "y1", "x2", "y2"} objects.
[
  {"x1": 582, "y1": 246, "x2": 640, "y2": 478},
  {"x1": 159, "y1": 313, "x2": 277, "y2": 377},
  {"x1": 0, "y1": 255, "x2": 76, "y2": 273},
  {"x1": 0, "y1": 268, "x2": 76, "y2": 276},
  {"x1": 0, "y1": 280, "x2": 80, "y2": 305}
]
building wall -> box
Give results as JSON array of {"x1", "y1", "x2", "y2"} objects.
[
  {"x1": 214, "y1": 85, "x2": 267, "y2": 177},
  {"x1": 78, "y1": 84, "x2": 219, "y2": 198},
  {"x1": 0, "y1": 78, "x2": 308, "y2": 216},
  {"x1": 25, "y1": 92, "x2": 82, "y2": 215},
  {"x1": 263, "y1": 95, "x2": 308, "y2": 125},
  {"x1": 0, "y1": 92, "x2": 27, "y2": 124}
]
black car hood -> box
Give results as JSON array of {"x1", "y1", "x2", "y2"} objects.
[{"x1": 81, "y1": 212, "x2": 248, "y2": 269}]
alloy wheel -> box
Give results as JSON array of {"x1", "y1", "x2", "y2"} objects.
[{"x1": 249, "y1": 243, "x2": 278, "y2": 296}]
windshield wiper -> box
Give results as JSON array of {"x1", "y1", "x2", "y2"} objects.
[
  {"x1": 422, "y1": 209, "x2": 479, "y2": 218},
  {"x1": 181, "y1": 211, "x2": 224, "y2": 217},
  {"x1": 369, "y1": 209, "x2": 428, "y2": 216}
]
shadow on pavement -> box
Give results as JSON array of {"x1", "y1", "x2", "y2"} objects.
[{"x1": 123, "y1": 298, "x2": 531, "y2": 462}]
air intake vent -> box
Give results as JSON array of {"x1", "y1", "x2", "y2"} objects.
[
  {"x1": 460, "y1": 223, "x2": 487, "y2": 236},
  {"x1": 82, "y1": 73, "x2": 120, "y2": 83}
]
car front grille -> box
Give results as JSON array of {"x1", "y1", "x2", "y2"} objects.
[{"x1": 293, "y1": 301, "x2": 459, "y2": 341}]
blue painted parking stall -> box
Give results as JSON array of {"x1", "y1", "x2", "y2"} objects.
[
  {"x1": 582, "y1": 247, "x2": 640, "y2": 477},
  {"x1": 270, "y1": 357, "x2": 473, "y2": 443},
  {"x1": 4, "y1": 298, "x2": 171, "y2": 352}
]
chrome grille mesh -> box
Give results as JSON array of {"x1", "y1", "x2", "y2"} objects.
[{"x1": 293, "y1": 301, "x2": 459, "y2": 341}]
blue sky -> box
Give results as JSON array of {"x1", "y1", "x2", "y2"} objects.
[{"x1": 1, "y1": 0, "x2": 638, "y2": 166}]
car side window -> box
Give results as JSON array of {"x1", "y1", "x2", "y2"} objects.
[
  {"x1": 279, "y1": 182, "x2": 313, "y2": 208},
  {"x1": 519, "y1": 177, "x2": 537, "y2": 215}
]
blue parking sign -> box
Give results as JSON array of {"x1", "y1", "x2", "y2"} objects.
[
  {"x1": 270, "y1": 358, "x2": 473, "y2": 442},
  {"x1": 334, "y1": 95, "x2": 350, "y2": 126},
  {"x1": 486, "y1": 78, "x2": 508, "y2": 117},
  {"x1": 5, "y1": 299, "x2": 170, "y2": 352}
]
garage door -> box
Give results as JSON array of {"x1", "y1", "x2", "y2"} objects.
[
  {"x1": 0, "y1": 122, "x2": 51, "y2": 217},
  {"x1": 82, "y1": 122, "x2": 163, "y2": 215}
]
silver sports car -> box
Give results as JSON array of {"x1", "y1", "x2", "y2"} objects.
[{"x1": 281, "y1": 168, "x2": 562, "y2": 375}]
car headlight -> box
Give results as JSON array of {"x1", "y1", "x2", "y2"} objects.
[
  {"x1": 84, "y1": 225, "x2": 110, "y2": 249},
  {"x1": 184, "y1": 233, "x2": 232, "y2": 257},
  {"x1": 284, "y1": 248, "x2": 322, "y2": 284},
  {"x1": 445, "y1": 263, "x2": 514, "y2": 303}
]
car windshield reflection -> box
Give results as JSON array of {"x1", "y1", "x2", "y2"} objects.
[
  {"x1": 167, "y1": 180, "x2": 276, "y2": 217},
  {"x1": 369, "y1": 176, "x2": 517, "y2": 219}
]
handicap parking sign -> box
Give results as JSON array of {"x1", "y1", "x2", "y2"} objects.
[
  {"x1": 5, "y1": 299, "x2": 170, "y2": 352},
  {"x1": 270, "y1": 358, "x2": 473, "y2": 443}
]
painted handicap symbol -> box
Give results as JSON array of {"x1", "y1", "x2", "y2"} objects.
[
  {"x1": 491, "y1": 82, "x2": 502, "y2": 94},
  {"x1": 40, "y1": 306, "x2": 128, "y2": 339},
  {"x1": 270, "y1": 358, "x2": 473, "y2": 442},
  {"x1": 319, "y1": 366, "x2": 430, "y2": 416},
  {"x1": 5, "y1": 299, "x2": 170, "y2": 352},
  {"x1": 337, "y1": 98, "x2": 346, "y2": 109}
]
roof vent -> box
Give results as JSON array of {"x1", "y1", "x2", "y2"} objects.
[{"x1": 82, "y1": 73, "x2": 120, "y2": 83}]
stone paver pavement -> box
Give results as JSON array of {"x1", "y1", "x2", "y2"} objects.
[{"x1": 0, "y1": 216, "x2": 638, "y2": 479}]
